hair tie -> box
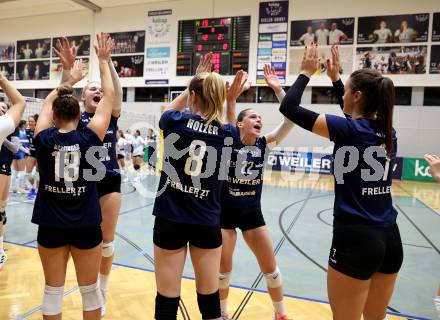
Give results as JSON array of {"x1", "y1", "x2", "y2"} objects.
[{"x1": 61, "y1": 94, "x2": 73, "y2": 98}]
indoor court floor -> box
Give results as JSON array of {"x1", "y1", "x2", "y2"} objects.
[{"x1": 1, "y1": 171, "x2": 439, "y2": 320}]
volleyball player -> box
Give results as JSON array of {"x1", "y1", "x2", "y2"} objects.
[
  {"x1": 298, "y1": 26, "x2": 315, "y2": 46},
  {"x1": 373, "y1": 20, "x2": 392, "y2": 44},
  {"x1": 0, "y1": 75, "x2": 26, "y2": 270},
  {"x1": 394, "y1": 20, "x2": 417, "y2": 43},
  {"x1": 25, "y1": 114, "x2": 39, "y2": 199},
  {"x1": 11, "y1": 120, "x2": 28, "y2": 193},
  {"x1": 425, "y1": 154, "x2": 440, "y2": 319},
  {"x1": 218, "y1": 65, "x2": 294, "y2": 320},
  {"x1": 116, "y1": 130, "x2": 127, "y2": 175},
  {"x1": 57, "y1": 33, "x2": 124, "y2": 315},
  {"x1": 32, "y1": 34, "x2": 115, "y2": 320},
  {"x1": 131, "y1": 129, "x2": 145, "y2": 173},
  {"x1": 280, "y1": 44, "x2": 402, "y2": 320},
  {"x1": 152, "y1": 53, "x2": 236, "y2": 320}
]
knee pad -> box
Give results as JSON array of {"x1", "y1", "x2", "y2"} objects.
[
  {"x1": 219, "y1": 272, "x2": 231, "y2": 289},
  {"x1": 42, "y1": 285, "x2": 64, "y2": 316},
  {"x1": 155, "y1": 292, "x2": 180, "y2": 320},
  {"x1": 264, "y1": 266, "x2": 282, "y2": 289},
  {"x1": 0, "y1": 211, "x2": 6, "y2": 225},
  {"x1": 79, "y1": 282, "x2": 102, "y2": 312},
  {"x1": 197, "y1": 290, "x2": 221, "y2": 319},
  {"x1": 133, "y1": 164, "x2": 140, "y2": 171},
  {"x1": 102, "y1": 241, "x2": 115, "y2": 258},
  {"x1": 435, "y1": 296, "x2": 440, "y2": 314}
]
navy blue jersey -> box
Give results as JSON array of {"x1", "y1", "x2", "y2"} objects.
[
  {"x1": 79, "y1": 112, "x2": 119, "y2": 176},
  {"x1": 153, "y1": 109, "x2": 236, "y2": 226},
  {"x1": 25, "y1": 128, "x2": 35, "y2": 152},
  {"x1": 326, "y1": 115, "x2": 398, "y2": 226},
  {"x1": 32, "y1": 126, "x2": 103, "y2": 228},
  {"x1": 0, "y1": 130, "x2": 17, "y2": 165},
  {"x1": 223, "y1": 135, "x2": 267, "y2": 212}
]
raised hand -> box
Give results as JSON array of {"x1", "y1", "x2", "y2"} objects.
[
  {"x1": 94, "y1": 33, "x2": 115, "y2": 62},
  {"x1": 226, "y1": 70, "x2": 248, "y2": 102},
  {"x1": 263, "y1": 64, "x2": 282, "y2": 94},
  {"x1": 326, "y1": 44, "x2": 341, "y2": 82},
  {"x1": 69, "y1": 59, "x2": 87, "y2": 84},
  {"x1": 195, "y1": 53, "x2": 212, "y2": 74},
  {"x1": 53, "y1": 37, "x2": 76, "y2": 70},
  {"x1": 425, "y1": 154, "x2": 440, "y2": 182},
  {"x1": 300, "y1": 44, "x2": 319, "y2": 78}
]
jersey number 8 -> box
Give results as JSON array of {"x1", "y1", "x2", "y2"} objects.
[{"x1": 184, "y1": 140, "x2": 207, "y2": 177}]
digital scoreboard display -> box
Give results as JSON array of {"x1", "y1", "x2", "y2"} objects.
[{"x1": 176, "y1": 16, "x2": 250, "y2": 76}]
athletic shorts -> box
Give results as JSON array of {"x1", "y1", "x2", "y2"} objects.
[
  {"x1": 0, "y1": 162, "x2": 11, "y2": 176},
  {"x1": 221, "y1": 208, "x2": 266, "y2": 231},
  {"x1": 329, "y1": 215, "x2": 403, "y2": 280},
  {"x1": 153, "y1": 217, "x2": 222, "y2": 250},
  {"x1": 117, "y1": 154, "x2": 124, "y2": 160},
  {"x1": 13, "y1": 151, "x2": 26, "y2": 160},
  {"x1": 37, "y1": 225, "x2": 102, "y2": 250},
  {"x1": 27, "y1": 150, "x2": 36, "y2": 158},
  {"x1": 97, "y1": 173, "x2": 121, "y2": 198}
]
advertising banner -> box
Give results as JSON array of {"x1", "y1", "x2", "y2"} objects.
[{"x1": 256, "y1": 1, "x2": 289, "y2": 84}]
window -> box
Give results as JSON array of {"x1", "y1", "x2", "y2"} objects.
[
  {"x1": 35, "y1": 89, "x2": 53, "y2": 99},
  {"x1": 18, "y1": 89, "x2": 34, "y2": 98},
  {"x1": 394, "y1": 87, "x2": 411, "y2": 106},
  {"x1": 311, "y1": 87, "x2": 339, "y2": 104},
  {"x1": 237, "y1": 87, "x2": 256, "y2": 103},
  {"x1": 424, "y1": 87, "x2": 440, "y2": 106},
  {"x1": 135, "y1": 87, "x2": 169, "y2": 102},
  {"x1": 258, "y1": 87, "x2": 278, "y2": 103}
]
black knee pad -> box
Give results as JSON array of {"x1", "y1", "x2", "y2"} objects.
[
  {"x1": 0, "y1": 211, "x2": 6, "y2": 225},
  {"x1": 154, "y1": 292, "x2": 179, "y2": 320},
  {"x1": 197, "y1": 290, "x2": 221, "y2": 319},
  {"x1": 133, "y1": 164, "x2": 140, "y2": 171}
]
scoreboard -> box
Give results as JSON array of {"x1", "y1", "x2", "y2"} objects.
[{"x1": 176, "y1": 16, "x2": 250, "y2": 76}]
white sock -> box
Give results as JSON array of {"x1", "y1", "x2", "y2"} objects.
[
  {"x1": 435, "y1": 296, "x2": 440, "y2": 317},
  {"x1": 99, "y1": 273, "x2": 109, "y2": 293},
  {"x1": 0, "y1": 236, "x2": 4, "y2": 252},
  {"x1": 273, "y1": 300, "x2": 286, "y2": 316},
  {"x1": 220, "y1": 299, "x2": 228, "y2": 314},
  {"x1": 18, "y1": 171, "x2": 26, "y2": 189},
  {"x1": 11, "y1": 170, "x2": 17, "y2": 190}
]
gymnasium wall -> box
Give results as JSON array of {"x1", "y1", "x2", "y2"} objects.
[{"x1": 0, "y1": 0, "x2": 439, "y2": 157}]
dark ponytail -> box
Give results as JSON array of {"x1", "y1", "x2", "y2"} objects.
[
  {"x1": 53, "y1": 84, "x2": 80, "y2": 121},
  {"x1": 349, "y1": 69, "x2": 395, "y2": 156}
]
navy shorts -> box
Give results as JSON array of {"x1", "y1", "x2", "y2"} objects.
[
  {"x1": 221, "y1": 208, "x2": 266, "y2": 231},
  {"x1": 38, "y1": 225, "x2": 102, "y2": 250},
  {"x1": 329, "y1": 215, "x2": 403, "y2": 280},
  {"x1": 97, "y1": 173, "x2": 121, "y2": 198},
  {"x1": 153, "y1": 217, "x2": 222, "y2": 250}
]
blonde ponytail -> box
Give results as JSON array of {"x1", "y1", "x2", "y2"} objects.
[{"x1": 188, "y1": 72, "x2": 226, "y2": 124}]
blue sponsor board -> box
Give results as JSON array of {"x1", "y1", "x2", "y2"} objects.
[
  {"x1": 266, "y1": 150, "x2": 333, "y2": 174},
  {"x1": 271, "y1": 62, "x2": 286, "y2": 70},
  {"x1": 258, "y1": 48, "x2": 272, "y2": 56},
  {"x1": 145, "y1": 79, "x2": 169, "y2": 85},
  {"x1": 272, "y1": 41, "x2": 287, "y2": 48},
  {"x1": 146, "y1": 47, "x2": 170, "y2": 58}
]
